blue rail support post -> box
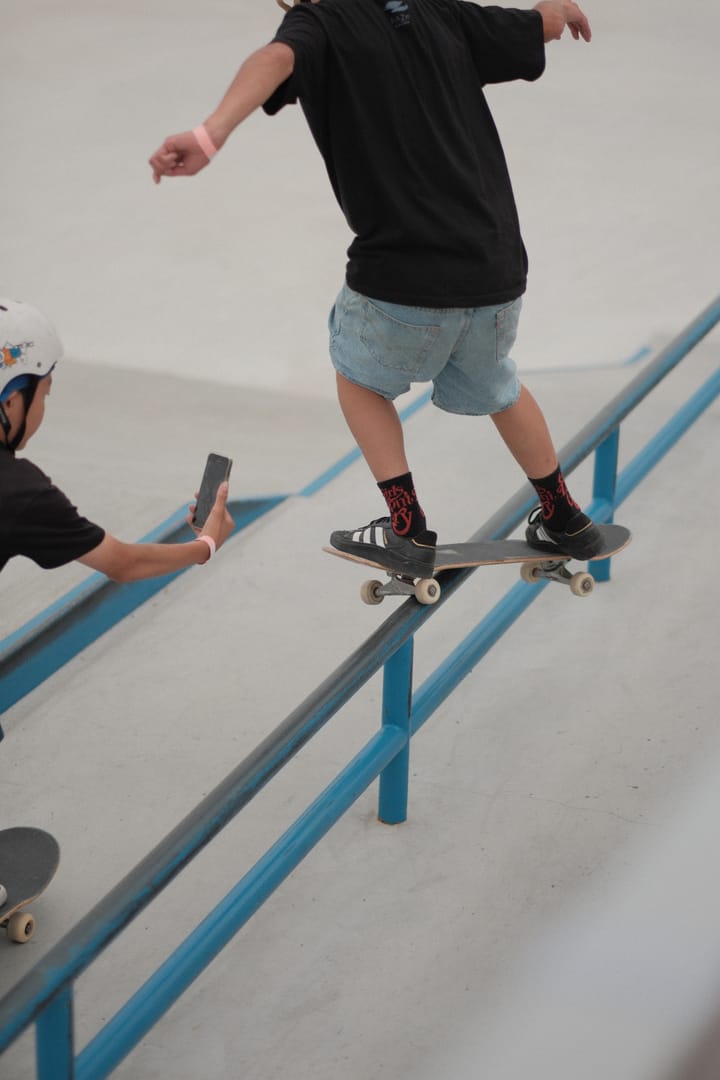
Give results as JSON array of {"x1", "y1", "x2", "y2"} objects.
[
  {"x1": 36, "y1": 989, "x2": 73, "y2": 1080},
  {"x1": 378, "y1": 639, "x2": 414, "y2": 825},
  {"x1": 592, "y1": 427, "x2": 620, "y2": 583}
]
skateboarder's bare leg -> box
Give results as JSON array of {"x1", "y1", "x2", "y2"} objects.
[
  {"x1": 492, "y1": 384, "x2": 603, "y2": 555},
  {"x1": 490, "y1": 384, "x2": 558, "y2": 478},
  {"x1": 336, "y1": 373, "x2": 409, "y2": 481},
  {"x1": 335, "y1": 372, "x2": 431, "y2": 541}
]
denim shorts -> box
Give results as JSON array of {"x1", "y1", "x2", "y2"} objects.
[{"x1": 328, "y1": 283, "x2": 522, "y2": 416}]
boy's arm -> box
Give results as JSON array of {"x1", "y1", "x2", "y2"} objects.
[
  {"x1": 77, "y1": 483, "x2": 234, "y2": 583},
  {"x1": 149, "y1": 42, "x2": 295, "y2": 183},
  {"x1": 80, "y1": 534, "x2": 215, "y2": 582},
  {"x1": 533, "y1": 0, "x2": 591, "y2": 43}
]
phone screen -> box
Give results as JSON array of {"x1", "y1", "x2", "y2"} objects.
[{"x1": 193, "y1": 453, "x2": 232, "y2": 529}]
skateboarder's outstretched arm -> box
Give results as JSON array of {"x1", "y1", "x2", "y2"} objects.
[{"x1": 149, "y1": 43, "x2": 294, "y2": 184}]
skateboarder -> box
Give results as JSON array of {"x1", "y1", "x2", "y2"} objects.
[
  {"x1": 0, "y1": 298, "x2": 234, "y2": 581},
  {"x1": 148, "y1": 0, "x2": 602, "y2": 579}
]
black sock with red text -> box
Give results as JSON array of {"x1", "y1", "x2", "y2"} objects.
[
  {"x1": 529, "y1": 465, "x2": 582, "y2": 531},
  {"x1": 378, "y1": 472, "x2": 427, "y2": 538}
]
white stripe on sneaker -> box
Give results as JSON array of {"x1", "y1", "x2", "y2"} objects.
[
  {"x1": 536, "y1": 525, "x2": 555, "y2": 544},
  {"x1": 350, "y1": 524, "x2": 389, "y2": 548}
]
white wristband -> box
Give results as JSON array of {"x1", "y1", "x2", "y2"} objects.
[{"x1": 197, "y1": 534, "x2": 216, "y2": 562}]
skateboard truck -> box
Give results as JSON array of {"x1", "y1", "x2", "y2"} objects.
[
  {"x1": 518, "y1": 559, "x2": 595, "y2": 596},
  {"x1": 360, "y1": 574, "x2": 441, "y2": 606}
]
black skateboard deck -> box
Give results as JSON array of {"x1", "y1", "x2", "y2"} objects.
[
  {"x1": 324, "y1": 523, "x2": 631, "y2": 605},
  {"x1": 433, "y1": 523, "x2": 630, "y2": 569},
  {"x1": 0, "y1": 827, "x2": 60, "y2": 943}
]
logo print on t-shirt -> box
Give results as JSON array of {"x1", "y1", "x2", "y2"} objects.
[{"x1": 379, "y1": 0, "x2": 411, "y2": 30}]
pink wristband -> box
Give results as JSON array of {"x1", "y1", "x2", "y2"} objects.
[
  {"x1": 193, "y1": 124, "x2": 218, "y2": 160},
  {"x1": 197, "y1": 534, "x2": 217, "y2": 561}
]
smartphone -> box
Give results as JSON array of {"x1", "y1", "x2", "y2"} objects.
[{"x1": 192, "y1": 452, "x2": 232, "y2": 529}]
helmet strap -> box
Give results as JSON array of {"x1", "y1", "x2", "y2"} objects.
[
  {"x1": 0, "y1": 381, "x2": 38, "y2": 452},
  {"x1": 0, "y1": 403, "x2": 11, "y2": 445}
]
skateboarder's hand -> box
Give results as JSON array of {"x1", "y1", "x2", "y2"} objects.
[
  {"x1": 563, "y1": 1, "x2": 591, "y2": 41},
  {"x1": 149, "y1": 131, "x2": 212, "y2": 185},
  {"x1": 188, "y1": 482, "x2": 235, "y2": 551},
  {"x1": 534, "y1": 1, "x2": 591, "y2": 43}
]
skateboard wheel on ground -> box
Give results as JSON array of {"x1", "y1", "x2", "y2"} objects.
[
  {"x1": 520, "y1": 563, "x2": 543, "y2": 585},
  {"x1": 570, "y1": 572, "x2": 594, "y2": 597},
  {"x1": 361, "y1": 579, "x2": 385, "y2": 605},
  {"x1": 0, "y1": 884, "x2": 7, "y2": 906},
  {"x1": 7, "y1": 911, "x2": 35, "y2": 943},
  {"x1": 415, "y1": 578, "x2": 441, "y2": 605}
]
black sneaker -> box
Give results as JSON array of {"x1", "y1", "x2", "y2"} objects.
[
  {"x1": 525, "y1": 506, "x2": 604, "y2": 560},
  {"x1": 330, "y1": 516, "x2": 437, "y2": 577}
]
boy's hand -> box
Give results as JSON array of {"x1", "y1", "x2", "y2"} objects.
[
  {"x1": 188, "y1": 482, "x2": 235, "y2": 551},
  {"x1": 535, "y1": 1, "x2": 591, "y2": 43},
  {"x1": 564, "y1": 1, "x2": 591, "y2": 41},
  {"x1": 149, "y1": 131, "x2": 212, "y2": 184}
]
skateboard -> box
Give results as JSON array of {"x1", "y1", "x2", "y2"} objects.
[
  {"x1": 0, "y1": 827, "x2": 60, "y2": 943},
  {"x1": 324, "y1": 523, "x2": 631, "y2": 606}
]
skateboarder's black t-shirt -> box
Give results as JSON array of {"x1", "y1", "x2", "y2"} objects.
[
  {"x1": 264, "y1": 0, "x2": 545, "y2": 307},
  {"x1": 0, "y1": 446, "x2": 105, "y2": 573}
]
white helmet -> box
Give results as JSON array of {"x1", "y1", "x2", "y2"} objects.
[{"x1": 0, "y1": 298, "x2": 63, "y2": 403}]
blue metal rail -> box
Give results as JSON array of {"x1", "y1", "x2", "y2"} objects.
[{"x1": 0, "y1": 294, "x2": 718, "y2": 1078}]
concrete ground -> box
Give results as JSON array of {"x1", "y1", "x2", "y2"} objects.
[{"x1": 2, "y1": 0, "x2": 720, "y2": 1076}]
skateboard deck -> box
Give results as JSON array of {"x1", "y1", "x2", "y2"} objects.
[
  {"x1": 324, "y1": 523, "x2": 631, "y2": 605},
  {"x1": 0, "y1": 827, "x2": 60, "y2": 943}
]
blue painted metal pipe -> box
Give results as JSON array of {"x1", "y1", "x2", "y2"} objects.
[
  {"x1": 35, "y1": 989, "x2": 73, "y2": 1080},
  {"x1": 592, "y1": 429, "x2": 621, "y2": 582},
  {"x1": 378, "y1": 639, "x2": 414, "y2": 824}
]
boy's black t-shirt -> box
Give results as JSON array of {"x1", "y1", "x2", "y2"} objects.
[
  {"x1": 265, "y1": 0, "x2": 545, "y2": 307},
  {"x1": 0, "y1": 447, "x2": 105, "y2": 574}
]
